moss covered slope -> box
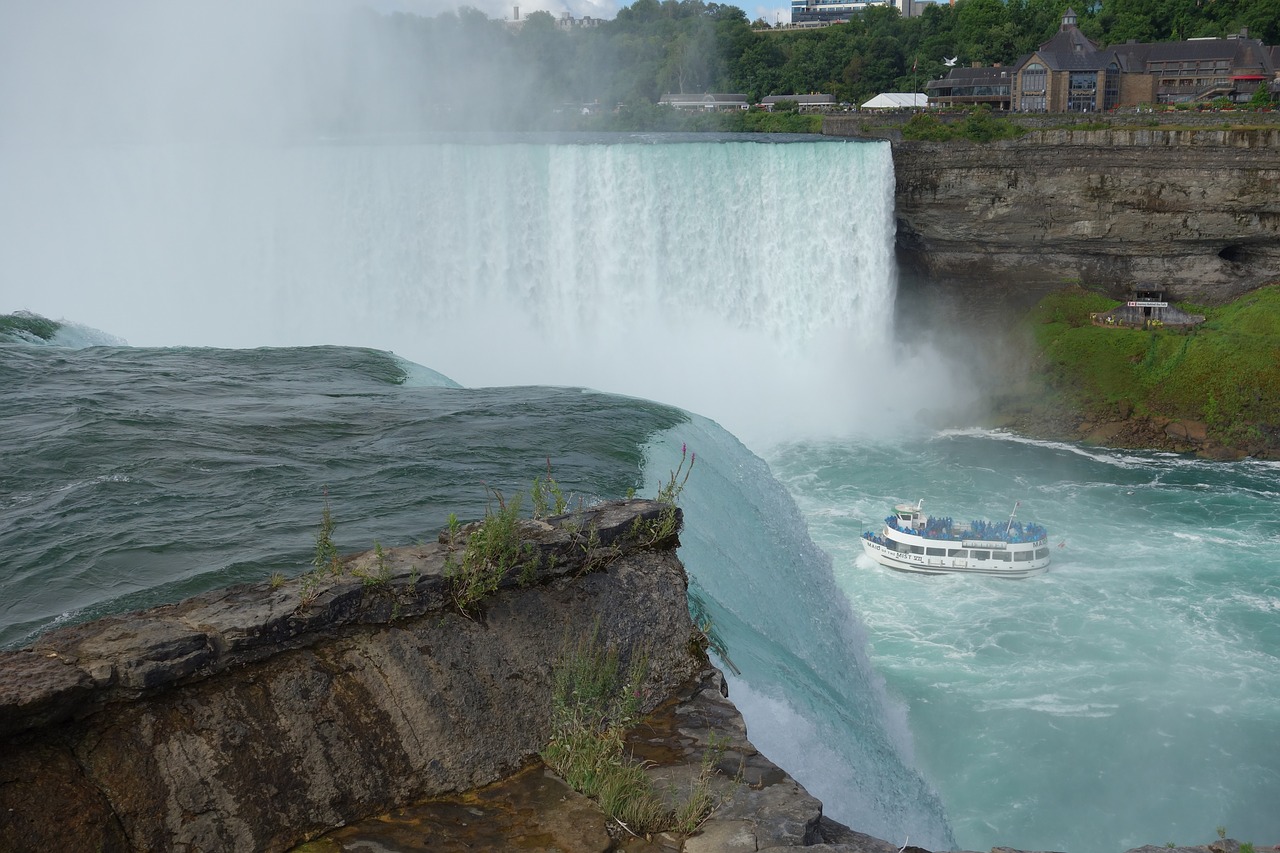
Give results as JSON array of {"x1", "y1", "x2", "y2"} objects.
[{"x1": 1012, "y1": 285, "x2": 1280, "y2": 457}]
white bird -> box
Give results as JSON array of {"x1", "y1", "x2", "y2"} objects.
[{"x1": 943, "y1": 56, "x2": 958, "y2": 66}]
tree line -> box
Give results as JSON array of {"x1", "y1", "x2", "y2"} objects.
[{"x1": 323, "y1": 0, "x2": 1280, "y2": 132}]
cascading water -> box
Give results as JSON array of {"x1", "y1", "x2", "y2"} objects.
[
  {"x1": 2, "y1": 135, "x2": 962, "y2": 844},
  {"x1": 6, "y1": 8, "x2": 1277, "y2": 852},
  {"x1": 642, "y1": 423, "x2": 956, "y2": 848},
  {"x1": 0, "y1": 136, "x2": 932, "y2": 446}
]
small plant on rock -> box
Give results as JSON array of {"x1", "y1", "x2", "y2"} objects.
[
  {"x1": 446, "y1": 488, "x2": 540, "y2": 615},
  {"x1": 531, "y1": 457, "x2": 568, "y2": 519},
  {"x1": 444, "y1": 512, "x2": 461, "y2": 549},
  {"x1": 542, "y1": 622, "x2": 717, "y2": 835},
  {"x1": 298, "y1": 570, "x2": 323, "y2": 610},
  {"x1": 630, "y1": 443, "x2": 695, "y2": 546},
  {"x1": 313, "y1": 489, "x2": 342, "y2": 576},
  {"x1": 656, "y1": 443, "x2": 695, "y2": 505},
  {"x1": 353, "y1": 541, "x2": 394, "y2": 587}
]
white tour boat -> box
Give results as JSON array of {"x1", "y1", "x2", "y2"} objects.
[{"x1": 861, "y1": 500, "x2": 1050, "y2": 579}]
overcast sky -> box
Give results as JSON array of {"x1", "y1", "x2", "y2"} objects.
[
  {"x1": 1, "y1": 0, "x2": 799, "y2": 145},
  {"x1": 372, "y1": 0, "x2": 794, "y2": 27}
]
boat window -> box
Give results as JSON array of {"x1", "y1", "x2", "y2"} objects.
[
  {"x1": 948, "y1": 549, "x2": 968, "y2": 558},
  {"x1": 971, "y1": 550, "x2": 990, "y2": 560},
  {"x1": 1035, "y1": 548, "x2": 1050, "y2": 559},
  {"x1": 909, "y1": 545, "x2": 925, "y2": 555},
  {"x1": 995, "y1": 552, "x2": 1012, "y2": 561},
  {"x1": 1014, "y1": 551, "x2": 1032, "y2": 561},
  {"x1": 926, "y1": 547, "x2": 946, "y2": 556}
]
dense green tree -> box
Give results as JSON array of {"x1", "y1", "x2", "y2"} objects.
[{"x1": 306, "y1": 0, "x2": 1280, "y2": 133}]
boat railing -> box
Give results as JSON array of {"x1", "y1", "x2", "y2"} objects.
[{"x1": 885, "y1": 514, "x2": 1047, "y2": 544}]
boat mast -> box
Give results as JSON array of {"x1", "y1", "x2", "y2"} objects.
[{"x1": 1005, "y1": 500, "x2": 1020, "y2": 539}]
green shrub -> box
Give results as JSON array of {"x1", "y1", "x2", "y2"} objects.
[
  {"x1": 958, "y1": 106, "x2": 1025, "y2": 142},
  {"x1": 445, "y1": 489, "x2": 539, "y2": 615},
  {"x1": 901, "y1": 108, "x2": 1023, "y2": 143},
  {"x1": 542, "y1": 623, "x2": 716, "y2": 834},
  {"x1": 901, "y1": 112, "x2": 953, "y2": 141},
  {"x1": 531, "y1": 459, "x2": 568, "y2": 519}
]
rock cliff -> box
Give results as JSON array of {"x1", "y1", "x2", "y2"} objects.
[
  {"x1": 0, "y1": 501, "x2": 705, "y2": 852},
  {"x1": 828, "y1": 123, "x2": 1280, "y2": 306}
]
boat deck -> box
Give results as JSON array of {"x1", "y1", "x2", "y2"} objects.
[{"x1": 882, "y1": 514, "x2": 1047, "y2": 545}]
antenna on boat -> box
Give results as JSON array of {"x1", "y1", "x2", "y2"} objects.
[{"x1": 1006, "y1": 500, "x2": 1020, "y2": 539}]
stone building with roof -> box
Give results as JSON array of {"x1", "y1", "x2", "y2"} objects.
[
  {"x1": 1111, "y1": 31, "x2": 1274, "y2": 105},
  {"x1": 929, "y1": 9, "x2": 1277, "y2": 112},
  {"x1": 760, "y1": 94, "x2": 837, "y2": 111},
  {"x1": 658, "y1": 93, "x2": 750, "y2": 111},
  {"x1": 925, "y1": 65, "x2": 1014, "y2": 110},
  {"x1": 789, "y1": 0, "x2": 936, "y2": 24},
  {"x1": 1011, "y1": 8, "x2": 1154, "y2": 112}
]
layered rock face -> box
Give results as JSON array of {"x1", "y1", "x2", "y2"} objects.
[
  {"x1": 878, "y1": 128, "x2": 1280, "y2": 305},
  {"x1": 0, "y1": 500, "x2": 703, "y2": 852}
]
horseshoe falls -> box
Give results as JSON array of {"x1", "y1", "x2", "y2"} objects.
[
  {"x1": 3, "y1": 136, "x2": 1278, "y2": 853},
  {"x1": 1, "y1": 137, "x2": 909, "y2": 449}
]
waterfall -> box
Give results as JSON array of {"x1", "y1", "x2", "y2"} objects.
[
  {"x1": 0, "y1": 135, "x2": 902, "y2": 443},
  {"x1": 3, "y1": 131, "x2": 963, "y2": 845},
  {"x1": 644, "y1": 423, "x2": 957, "y2": 849}
]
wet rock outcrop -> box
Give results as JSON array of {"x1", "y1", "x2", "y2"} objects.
[
  {"x1": 0, "y1": 500, "x2": 704, "y2": 852},
  {"x1": 3, "y1": 497, "x2": 1267, "y2": 853},
  {"x1": 893, "y1": 129, "x2": 1280, "y2": 304},
  {"x1": 826, "y1": 124, "x2": 1280, "y2": 305},
  {"x1": 300, "y1": 667, "x2": 883, "y2": 853}
]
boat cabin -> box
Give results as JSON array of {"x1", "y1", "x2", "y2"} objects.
[{"x1": 893, "y1": 502, "x2": 924, "y2": 530}]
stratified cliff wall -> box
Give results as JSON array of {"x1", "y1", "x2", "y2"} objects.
[
  {"x1": 826, "y1": 122, "x2": 1280, "y2": 305},
  {"x1": 0, "y1": 501, "x2": 703, "y2": 853}
]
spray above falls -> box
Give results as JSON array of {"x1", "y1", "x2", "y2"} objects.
[{"x1": 1, "y1": 137, "x2": 923, "y2": 443}]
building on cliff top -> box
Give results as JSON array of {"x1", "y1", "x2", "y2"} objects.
[
  {"x1": 927, "y1": 8, "x2": 1278, "y2": 112},
  {"x1": 924, "y1": 65, "x2": 1013, "y2": 111},
  {"x1": 658, "y1": 93, "x2": 750, "y2": 111},
  {"x1": 759, "y1": 93, "x2": 837, "y2": 111},
  {"x1": 789, "y1": 0, "x2": 937, "y2": 24}
]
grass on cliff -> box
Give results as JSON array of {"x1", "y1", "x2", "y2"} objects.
[
  {"x1": 444, "y1": 489, "x2": 543, "y2": 615},
  {"x1": 901, "y1": 107, "x2": 1026, "y2": 142},
  {"x1": 542, "y1": 624, "x2": 716, "y2": 836},
  {"x1": 1028, "y1": 284, "x2": 1280, "y2": 450},
  {"x1": 294, "y1": 450, "x2": 696, "y2": 617}
]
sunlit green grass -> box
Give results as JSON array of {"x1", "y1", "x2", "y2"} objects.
[{"x1": 1028, "y1": 285, "x2": 1280, "y2": 450}]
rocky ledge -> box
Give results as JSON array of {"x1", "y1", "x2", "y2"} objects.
[
  {"x1": 986, "y1": 401, "x2": 1263, "y2": 460},
  {"x1": 295, "y1": 667, "x2": 891, "y2": 853},
  {"x1": 0, "y1": 500, "x2": 704, "y2": 851},
  {"x1": 828, "y1": 123, "x2": 1280, "y2": 306}
]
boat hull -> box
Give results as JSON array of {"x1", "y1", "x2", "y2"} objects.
[{"x1": 860, "y1": 536, "x2": 1049, "y2": 579}]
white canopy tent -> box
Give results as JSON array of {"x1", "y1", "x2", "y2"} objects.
[{"x1": 860, "y1": 92, "x2": 929, "y2": 109}]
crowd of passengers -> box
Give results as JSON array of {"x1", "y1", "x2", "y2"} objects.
[{"x1": 885, "y1": 515, "x2": 1047, "y2": 544}]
